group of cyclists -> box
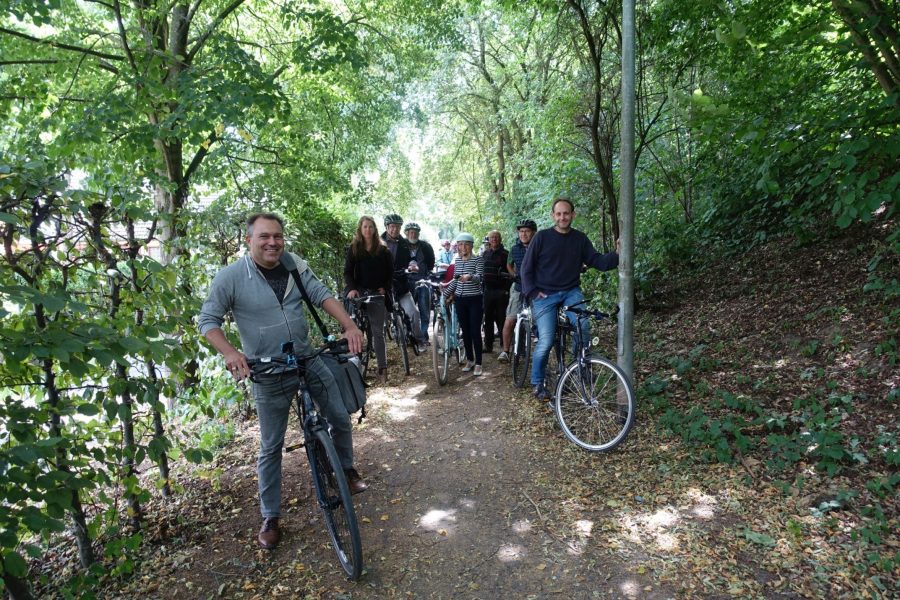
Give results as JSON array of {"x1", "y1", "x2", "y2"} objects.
[
  {"x1": 198, "y1": 197, "x2": 619, "y2": 551},
  {"x1": 343, "y1": 197, "x2": 620, "y2": 403}
]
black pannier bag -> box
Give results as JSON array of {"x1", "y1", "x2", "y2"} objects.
[
  {"x1": 286, "y1": 257, "x2": 367, "y2": 423},
  {"x1": 321, "y1": 352, "x2": 367, "y2": 422}
]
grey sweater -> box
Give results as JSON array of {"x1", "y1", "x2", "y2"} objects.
[{"x1": 197, "y1": 252, "x2": 333, "y2": 358}]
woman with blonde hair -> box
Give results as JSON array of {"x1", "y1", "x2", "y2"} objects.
[{"x1": 344, "y1": 216, "x2": 393, "y2": 382}]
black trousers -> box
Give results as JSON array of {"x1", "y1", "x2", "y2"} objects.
[
  {"x1": 456, "y1": 294, "x2": 484, "y2": 364},
  {"x1": 482, "y1": 288, "x2": 509, "y2": 351}
]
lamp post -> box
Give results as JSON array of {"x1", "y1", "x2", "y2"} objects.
[{"x1": 618, "y1": 0, "x2": 635, "y2": 383}]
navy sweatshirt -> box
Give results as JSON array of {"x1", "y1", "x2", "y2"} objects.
[{"x1": 520, "y1": 227, "x2": 618, "y2": 299}]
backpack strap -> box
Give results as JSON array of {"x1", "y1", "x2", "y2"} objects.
[{"x1": 288, "y1": 268, "x2": 329, "y2": 339}]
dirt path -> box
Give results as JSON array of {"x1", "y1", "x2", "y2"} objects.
[{"x1": 147, "y1": 349, "x2": 672, "y2": 599}]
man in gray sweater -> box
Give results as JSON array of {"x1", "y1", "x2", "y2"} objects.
[{"x1": 198, "y1": 213, "x2": 366, "y2": 550}]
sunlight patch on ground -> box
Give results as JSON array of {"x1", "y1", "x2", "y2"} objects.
[
  {"x1": 419, "y1": 508, "x2": 458, "y2": 534},
  {"x1": 476, "y1": 416, "x2": 493, "y2": 423},
  {"x1": 364, "y1": 426, "x2": 397, "y2": 444},
  {"x1": 458, "y1": 497, "x2": 476, "y2": 509},
  {"x1": 566, "y1": 519, "x2": 594, "y2": 555},
  {"x1": 512, "y1": 519, "x2": 532, "y2": 534},
  {"x1": 383, "y1": 394, "x2": 420, "y2": 421},
  {"x1": 685, "y1": 488, "x2": 718, "y2": 519},
  {"x1": 622, "y1": 507, "x2": 681, "y2": 551},
  {"x1": 619, "y1": 579, "x2": 640, "y2": 598},
  {"x1": 496, "y1": 543, "x2": 527, "y2": 562}
]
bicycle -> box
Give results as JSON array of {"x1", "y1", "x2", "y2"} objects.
[
  {"x1": 344, "y1": 293, "x2": 383, "y2": 379},
  {"x1": 247, "y1": 339, "x2": 363, "y2": 579},
  {"x1": 428, "y1": 275, "x2": 465, "y2": 385},
  {"x1": 387, "y1": 292, "x2": 423, "y2": 375},
  {"x1": 546, "y1": 301, "x2": 635, "y2": 452},
  {"x1": 510, "y1": 301, "x2": 533, "y2": 388}
]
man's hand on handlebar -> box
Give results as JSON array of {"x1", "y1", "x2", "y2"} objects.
[
  {"x1": 347, "y1": 289, "x2": 359, "y2": 299},
  {"x1": 224, "y1": 350, "x2": 250, "y2": 381},
  {"x1": 342, "y1": 325, "x2": 364, "y2": 354}
]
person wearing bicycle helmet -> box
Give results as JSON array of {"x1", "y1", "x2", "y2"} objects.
[
  {"x1": 381, "y1": 214, "x2": 426, "y2": 348},
  {"x1": 404, "y1": 221, "x2": 435, "y2": 343},
  {"x1": 444, "y1": 232, "x2": 485, "y2": 376},
  {"x1": 199, "y1": 212, "x2": 368, "y2": 550},
  {"x1": 521, "y1": 198, "x2": 619, "y2": 402},
  {"x1": 482, "y1": 230, "x2": 511, "y2": 355},
  {"x1": 498, "y1": 218, "x2": 537, "y2": 363}
]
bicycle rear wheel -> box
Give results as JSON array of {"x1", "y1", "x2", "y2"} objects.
[
  {"x1": 511, "y1": 318, "x2": 531, "y2": 388},
  {"x1": 432, "y1": 316, "x2": 449, "y2": 385},
  {"x1": 307, "y1": 428, "x2": 363, "y2": 579},
  {"x1": 554, "y1": 356, "x2": 635, "y2": 452},
  {"x1": 393, "y1": 313, "x2": 410, "y2": 374}
]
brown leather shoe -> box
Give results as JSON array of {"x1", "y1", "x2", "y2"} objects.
[
  {"x1": 344, "y1": 468, "x2": 368, "y2": 495},
  {"x1": 258, "y1": 517, "x2": 280, "y2": 549}
]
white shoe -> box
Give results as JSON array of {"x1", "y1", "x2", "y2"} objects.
[
  {"x1": 462, "y1": 361, "x2": 474, "y2": 372},
  {"x1": 473, "y1": 365, "x2": 483, "y2": 376},
  {"x1": 497, "y1": 351, "x2": 509, "y2": 363}
]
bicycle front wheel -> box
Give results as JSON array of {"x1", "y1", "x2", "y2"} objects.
[
  {"x1": 393, "y1": 314, "x2": 410, "y2": 374},
  {"x1": 511, "y1": 318, "x2": 531, "y2": 388},
  {"x1": 554, "y1": 356, "x2": 635, "y2": 452},
  {"x1": 307, "y1": 428, "x2": 363, "y2": 580},
  {"x1": 432, "y1": 316, "x2": 449, "y2": 385}
]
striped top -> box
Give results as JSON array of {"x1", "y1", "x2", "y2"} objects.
[{"x1": 448, "y1": 255, "x2": 484, "y2": 298}]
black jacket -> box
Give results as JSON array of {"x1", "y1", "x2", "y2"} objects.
[
  {"x1": 407, "y1": 240, "x2": 435, "y2": 284},
  {"x1": 381, "y1": 232, "x2": 413, "y2": 296},
  {"x1": 482, "y1": 245, "x2": 511, "y2": 292}
]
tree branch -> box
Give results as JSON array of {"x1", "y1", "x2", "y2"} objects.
[
  {"x1": 0, "y1": 26, "x2": 125, "y2": 62},
  {"x1": 186, "y1": 0, "x2": 248, "y2": 63}
]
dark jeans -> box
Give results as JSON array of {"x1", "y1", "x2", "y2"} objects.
[
  {"x1": 483, "y1": 288, "x2": 509, "y2": 351},
  {"x1": 456, "y1": 294, "x2": 484, "y2": 365}
]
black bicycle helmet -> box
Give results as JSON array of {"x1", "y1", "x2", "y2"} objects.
[
  {"x1": 516, "y1": 218, "x2": 537, "y2": 231},
  {"x1": 384, "y1": 213, "x2": 403, "y2": 226},
  {"x1": 403, "y1": 221, "x2": 421, "y2": 232}
]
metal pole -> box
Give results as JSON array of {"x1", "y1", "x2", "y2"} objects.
[{"x1": 617, "y1": 0, "x2": 635, "y2": 382}]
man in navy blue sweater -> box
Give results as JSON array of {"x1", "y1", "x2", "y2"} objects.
[{"x1": 520, "y1": 198, "x2": 619, "y2": 401}]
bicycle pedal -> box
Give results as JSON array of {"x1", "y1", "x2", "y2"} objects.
[{"x1": 284, "y1": 442, "x2": 305, "y2": 453}]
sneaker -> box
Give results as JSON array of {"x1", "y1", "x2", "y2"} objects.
[
  {"x1": 533, "y1": 384, "x2": 550, "y2": 401},
  {"x1": 473, "y1": 365, "x2": 483, "y2": 376},
  {"x1": 462, "y1": 361, "x2": 475, "y2": 372},
  {"x1": 258, "y1": 517, "x2": 280, "y2": 549},
  {"x1": 377, "y1": 368, "x2": 388, "y2": 383},
  {"x1": 497, "y1": 351, "x2": 509, "y2": 363}
]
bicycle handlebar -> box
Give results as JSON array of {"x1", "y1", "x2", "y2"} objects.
[
  {"x1": 561, "y1": 300, "x2": 619, "y2": 321},
  {"x1": 246, "y1": 338, "x2": 349, "y2": 381}
]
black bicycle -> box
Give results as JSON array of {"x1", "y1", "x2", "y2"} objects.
[
  {"x1": 248, "y1": 340, "x2": 363, "y2": 579},
  {"x1": 546, "y1": 301, "x2": 635, "y2": 452},
  {"x1": 344, "y1": 293, "x2": 383, "y2": 379}
]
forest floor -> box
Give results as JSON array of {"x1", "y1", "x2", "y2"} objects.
[{"x1": 37, "y1": 220, "x2": 898, "y2": 599}]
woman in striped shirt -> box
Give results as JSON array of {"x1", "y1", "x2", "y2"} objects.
[{"x1": 446, "y1": 232, "x2": 485, "y2": 376}]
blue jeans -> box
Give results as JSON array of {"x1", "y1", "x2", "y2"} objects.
[
  {"x1": 412, "y1": 282, "x2": 431, "y2": 339},
  {"x1": 252, "y1": 355, "x2": 353, "y2": 518},
  {"x1": 529, "y1": 288, "x2": 589, "y2": 387}
]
